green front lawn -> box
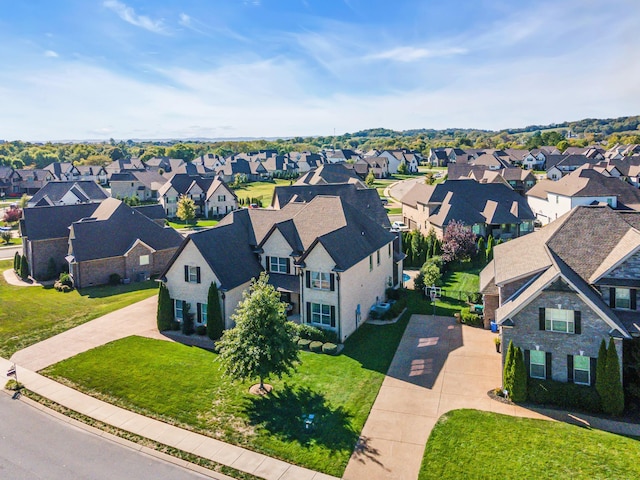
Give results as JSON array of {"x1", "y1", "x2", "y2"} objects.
[
  {"x1": 419, "y1": 409, "x2": 640, "y2": 479},
  {"x1": 0, "y1": 237, "x2": 21, "y2": 246},
  {"x1": 0, "y1": 259, "x2": 158, "y2": 358},
  {"x1": 167, "y1": 219, "x2": 219, "y2": 229},
  {"x1": 43, "y1": 291, "x2": 429, "y2": 476},
  {"x1": 232, "y1": 179, "x2": 291, "y2": 206}
]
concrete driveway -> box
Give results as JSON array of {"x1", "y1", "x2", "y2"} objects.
[
  {"x1": 343, "y1": 314, "x2": 548, "y2": 480},
  {"x1": 10, "y1": 295, "x2": 167, "y2": 371}
]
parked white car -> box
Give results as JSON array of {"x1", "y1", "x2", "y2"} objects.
[{"x1": 391, "y1": 221, "x2": 409, "y2": 231}]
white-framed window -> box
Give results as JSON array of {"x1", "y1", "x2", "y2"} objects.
[
  {"x1": 174, "y1": 299, "x2": 183, "y2": 321},
  {"x1": 200, "y1": 303, "x2": 208, "y2": 326},
  {"x1": 139, "y1": 254, "x2": 150, "y2": 266},
  {"x1": 530, "y1": 350, "x2": 546, "y2": 379},
  {"x1": 269, "y1": 257, "x2": 288, "y2": 274},
  {"x1": 311, "y1": 303, "x2": 332, "y2": 327},
  {"x1": 187, "y1": 266, "x2": 199, "y2": 283},
  {"x1": 311, "y1": 271, "x2": 330, "y2": 290},
  {"x1": 545, "y1": 308, "x2": 575, "y2": 333},
  {"x1": 615, "y1": 288, "x2": 631, "y2": 309},
  {"x1": 218, "y1": 194, "x2": 225, "y2": 201},
  {"x1": 574, "y1": 355, "x2": 590, "y2": 385}
]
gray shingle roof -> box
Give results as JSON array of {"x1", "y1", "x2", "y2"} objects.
[
  {"x1": 21, "y1": 203, "x2": 99, "y2": 240},
  {"x1": 295, "y1": 163, "x2": 366, "y2": 188},
  {"x1": 271, "y1": 183, "x2": 390, "y2": 228},
  {"x1": 29, "y1": 181, "x2": 109, "y2": 205},
  {"x1": 69, "y1": 198, "x2": 183, "y2": 262}
]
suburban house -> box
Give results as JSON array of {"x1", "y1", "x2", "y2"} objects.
[
  {"x1": 158, "y1": 174, "x2": 237, "y2": 219},
  {"x1": 401, "y1": 179, "x2": 535, "y2": 239},
  {"x1": 15, "y1": 168, "x2": 55, "y2": 194},
  {"x1": 295, "y1": 163, "x2": 367, "y2": 189},
  {"x1": 545, "y1": 154, "x2": 600, "y2": 180},
  {"x1": 0, "y1": 166, "x2": 22, "y2": 197},
  {"x1": 192, "y1": 154, "x2": 225, "y2": 170},
  {"x1": 44, "y1": 162, "x2": 80, "y2": 181},
  {"x1": 144, "y1": 157, "x2": 186, "y2": 175},
  {"x1": 215, "y1": 158, "x2": 267, "y2": 183},
  {"x1": 448, "y1": 163, "x2": 536, "y2": 195},
  {"x1": 27, "y1": 180, "x2": 109, "y2": 207},
  {"x1": 294, "y1": 152, "x2": 327, "y2": 172},
  {"x1": 378, "y1": 149, "x2": 420, "y2": 173},
  {"x1": 105, "y1": 158, "x2": 146, "y2": 177},
  {"x1": 109, "y1": 170, "x2": 168, "y2": 201},
  {"x1": 75, "y1": 165, "x2": 108, "y2": 185},
  {"x1": 428, "y1": 148, "x2": 449, "y2": 167},
  {"x1": 480, "y1": 205, "x2": 637, "y2": 388},
  {"x1": 20, "y1": 199, "x2": 173, "y2": 281},
  {"x1": 527, "y1": 168, "x2": 640, "y2": 225},
  {"x1": 67, "y1": 198, "x2": 183, "y2": 288},
  {"x1": 160, "y1": 195, "x2": 398, "y2": 342}
]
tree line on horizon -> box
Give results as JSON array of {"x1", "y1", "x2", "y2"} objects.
[{"x1": 1, "y1": 115, "x2": 639, "y2": 170}]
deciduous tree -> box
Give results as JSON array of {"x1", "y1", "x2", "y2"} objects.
[
  {"x1": 176, "y1": 196, "x2": 196, "y2": 223},
  {"x1": 216, "y1": 272, "x2": 299, "y2": 392},
  {"x1": 441, "y1": 220, "x2": 476, "y2": 263}
]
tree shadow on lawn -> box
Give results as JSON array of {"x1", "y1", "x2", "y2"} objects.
[
  {"x1": 244, "y1": 385, "x2": 357, "y2": 451},
  {"x1": 78, "y1": 280, "x2": 158, "y2": 299}
]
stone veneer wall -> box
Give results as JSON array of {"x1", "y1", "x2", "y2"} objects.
[{"x1": 501, "y1": 289, "x2": 623, "y2": 383}]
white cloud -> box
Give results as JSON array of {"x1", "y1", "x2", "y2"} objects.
[
  {"x1": 44, "y1": 50, "x2": 59, "y2": 58},
  {"x1": 103, "y1": 0, "x2": 167, "y2": 34},
  {"x1": 178, "y1": 13, "x2": 191, "y2": 27},
  {"x1": 367, "y1": 46, "x2": 467, "y2": 62}
]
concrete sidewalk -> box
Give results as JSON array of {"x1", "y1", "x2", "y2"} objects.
[
  {"x1": 10, "y1": 295, "x2": 168, "y2": 371},
  {"x1": 1, "y1": 357, "x2": 337, "y2": 480}
]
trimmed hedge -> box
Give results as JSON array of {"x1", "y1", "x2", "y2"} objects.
[
  {"x1": 292, "y1": 323, "x2": 338, "y2": 344},
  {"x1": 322, "y1": 343, "x2": 338, "y2": 355},
  {"x1": 297, "y1": 338, "x2": 312, "y2": 350},
  {"x1": 309, "y1": 341, "x2": 323, "y2": 353},
  {"x1": 528, "y1": 378, "x2": 601, "y2": 413},
  {"x1": 195, "y1": 325, "x2": 207, "y2": 336}
]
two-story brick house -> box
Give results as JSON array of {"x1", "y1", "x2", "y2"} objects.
[
  {"x1": 160, "y1": 196, "x2": 398, "y2": 342},
  {"x1": 480, "y1": 205, "x2": 638, "y2": 389}
]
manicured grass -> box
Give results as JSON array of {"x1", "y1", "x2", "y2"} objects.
[
  {"x1": 419, "y1": 409, "x2": 640, "y2": 479},
  {"x1": 0, "y1": 259, "x2": 158, "y2": 358},
  {"x1": 43, "y1": 290, "x2": 430, "y2": 476},
  {"x1": 432, "y1": 264, "x2": 481, "y2": 316},
  {"x1": 385, "y1": 207, "x2": 403, "y2": 215},
  {"x1": 232, "y1": 179, "x2": 292, "y2": 206},
  {"x1": 0, "y1": 237, "x2": 21, "y2": 246},
  {"x1": 167, "y1": 219, "x2": 219, "y2": 229}
]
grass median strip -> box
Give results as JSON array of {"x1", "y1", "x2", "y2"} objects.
[{"x1": 19, "y1": 388, "x2": 261, "y2": 480}]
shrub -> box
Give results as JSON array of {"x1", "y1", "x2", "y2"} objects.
[
  {"x1": 603, "y1": 338, "x2": 625, "y2": 415},
  {"x1": 460, "y1": 307, "x2": 483, "y2": 327},
  {"x1": 206, "y1": 282, "x2": 224, "y2": 340},
  {"x1": 156, "y1": 283, "x2": 174, "y2": 332},
  {"x1": 309, "y1": 341, "x2": 323, "y2": 353},
  {"x1": 58, "y1": 273, "x2": 73, "y2": 287},
  {"x1": 14, "y1": 252, "x2": 20, "y2": 273},
  {"x1": 297, "y1": 338, "x2": 312, "y2": 350},
  {"x1": 322, "y1": 343, "x2": 338, "y2": 355},
  {"x1": 19, "y1": 254, "x2": 29, "y2": 279},
  {"x1": 54, "y1": 281, "x2": 73, "y2": 293},
  {"x1": 108, "y1": 273, "x2": 121, "y2": 285},
  {"x1": 386, "y1": 287, "x2": 401, "y2": 301},
  {"x1": 511, "y1": 346, "x2": 528, "y2": 402},
  {"x1": 181, "y1": 302, "x2": 195, "y2": 335},
  {"x1": 384, "y1": 297, "x2": 407, "y2": 319},
  {"x1": 467, "y1": 292, "x2": 483, "y2": 304},
  {"x1": 196, "y1": 325, "x2": 207, "y2": 335},
  {"x1": 170, "y1": 320, "x2": 181, "y2": 331},
  {"x1": 46, "y1": 257, "x2": 57, "y2": 281},
  {"x1": 528, "y1": 379, "x2": 601, "y2": 413},
  {"x1": 320, "y1": 328, "x2": 339, "y2": 344},
  {"x1": 293, "y1": 323, "x2": 338, "y2": 343},
  {"x1": 1, "y1": 231, "x2": 11, "y2": 244},
  {"x1": 503, "y1": 340, "x2": 516, "y2": 394},
  {"x1": 5, "y1": 379, "x2": 22, "y2": 391}
]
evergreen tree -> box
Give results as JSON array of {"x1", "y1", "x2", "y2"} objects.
[
  {"x1": 477, "y1": 237, "x2": 486, "y2": 265},
  {"x1": 510, "y1": 347, "x2": 528, "y2": 402},
  {"x1": 14, "y1": 251, "x2": 20, "y2": 273},
  {"x1": 156, "y1": 283, "x2": 174, "y2": 331},
  {"x1": 486, "y1": 235, "x2": 494, "y2": 262},
  {"x1": 503, "y1": 340, "x2": 516, "y2": 395},
  {"x1": 216, "y1": 272, "x2": 299, "y2": 392},
  {"x1": 603, "y1": 338, "x2": 625, "y2": 415},
  {"x1": 206, "y1": 282, "x2": 224, "y2": 340},
  {"x1": 181, "y1": 301, "x2": 195, "y2": 335},
  {"x1": 19, "y1": 254, "x2": 29, "y2": 279},
  {"x1": 595, "y1": 339, "x2": 608, "y2": 401}
]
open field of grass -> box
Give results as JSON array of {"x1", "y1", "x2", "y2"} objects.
[
  {"x1": 419, "y1": 409, "x2": 640, "y2": 480},
  {"x1": 43, "y1": 290, "x2": 430, "y2": 476},
  {"x1": 232, "y1": 179, "x2": 292, "y2": 206},
  {"x1": 0, "y1": 259, "x2": 158, "y2": 358}
]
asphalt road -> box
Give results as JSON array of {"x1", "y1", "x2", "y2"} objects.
[
  {"x1": 0, "y1": 245, "x2": 21, "y2": 260},
  {"x1": 0, "y1": 394, "x2": 213, "y2": 480}
]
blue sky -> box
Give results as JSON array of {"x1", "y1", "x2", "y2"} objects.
[{"x1": 0, "y1": 0, "x2": 639, "y2": 140}]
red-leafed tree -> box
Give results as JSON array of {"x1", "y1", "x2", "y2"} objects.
[
  {"x1": 441, "y1": 219, "x2": 477, "y2": 263},
  {"x1": 3, "y1": 207, "x2": 22, "y2": 223}
]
